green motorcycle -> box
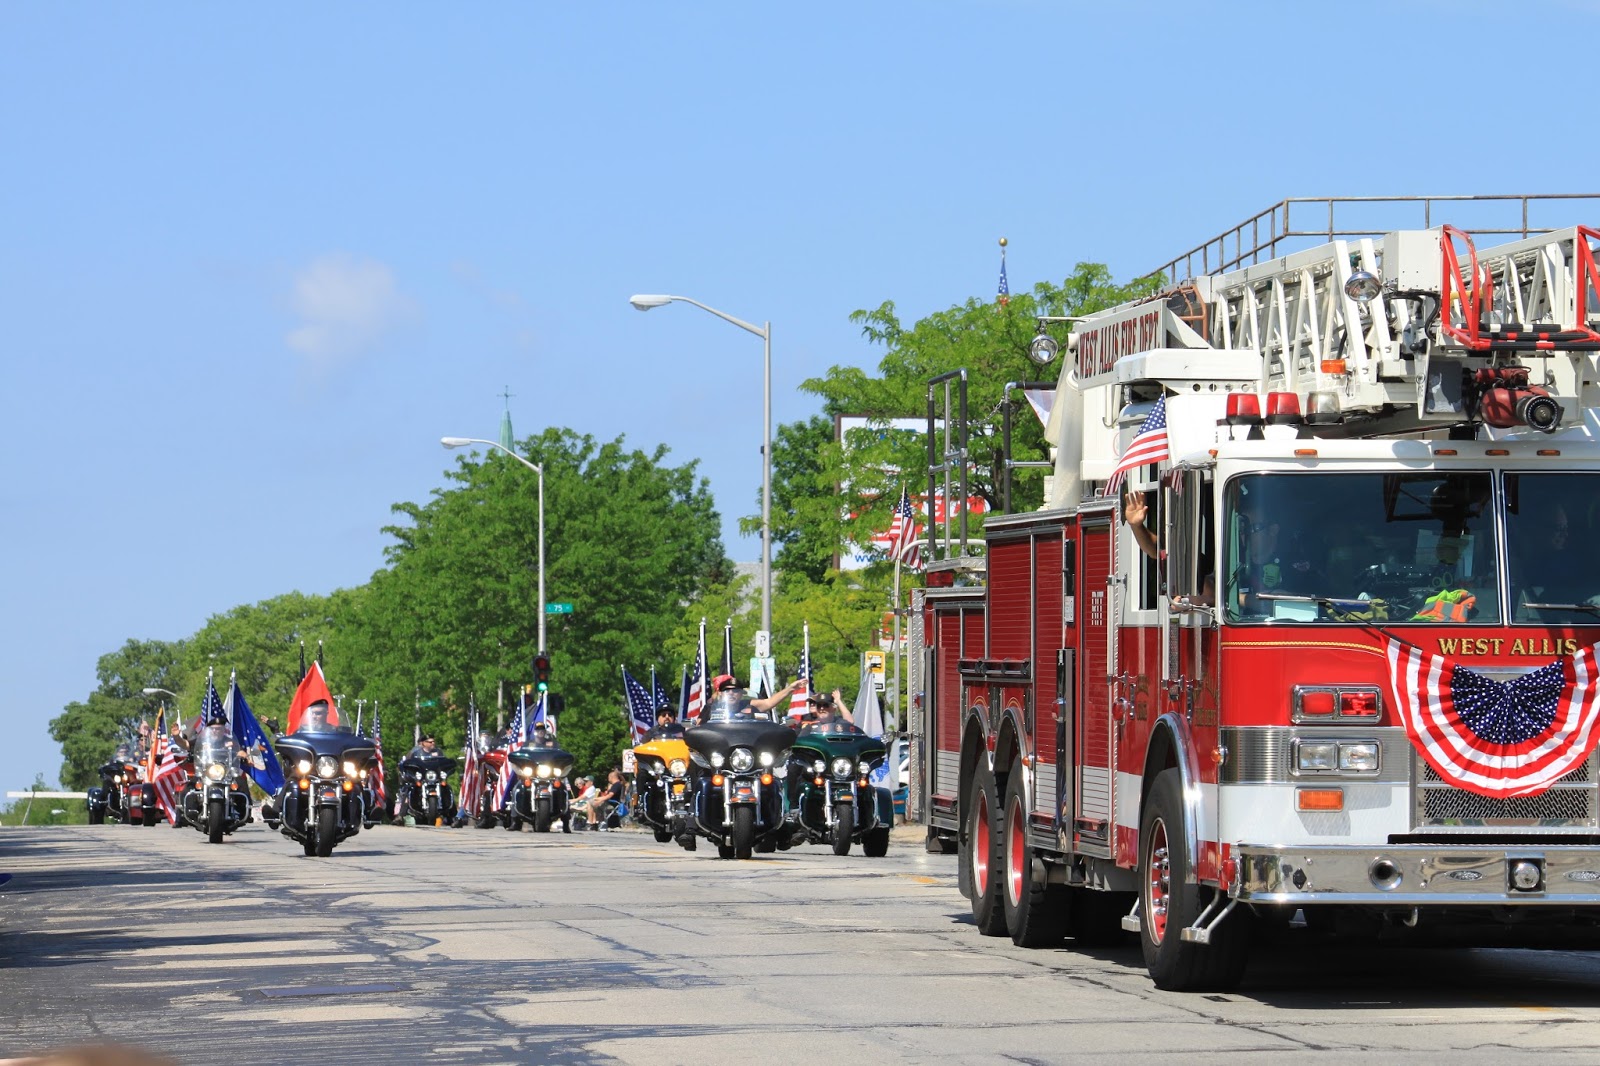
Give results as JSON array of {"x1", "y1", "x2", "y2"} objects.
[{"x1": 788, "y1": 722, "x2": 892, "y2": 857}]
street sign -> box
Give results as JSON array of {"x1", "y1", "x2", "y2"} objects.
[
  {"x1": 546, "y1": 602, "x2": 574, "y2": 614},
  {"x1": 865, "y1": 650, "x2": 886, "y2": 691}
]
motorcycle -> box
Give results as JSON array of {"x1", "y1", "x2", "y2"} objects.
[
  {"x1": 685, "y1": 691, "x2": 796, "y2": 859},
  {"x1": 179, "y1": 730, "x2": 252, "y2": 844},
  {"x1": 397, "y1": 752, "x2": 458, "y2": 826},
  {"x1": 789, "y1": 721, "x2": 893, "y2": 857},
  {"x1": 503, "y1": 744, "x2": 574, "y2": 832},
  {"x1": 632, "y1": 727, "x2": 695, "y2": 848},
  {"x1": 88, "y1": 754, "x2": 160, "y2": 827},
  {"x1": 273, "y1": 724, "x2": 376, "y2": 857}
]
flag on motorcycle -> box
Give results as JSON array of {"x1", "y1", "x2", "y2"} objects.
[
  {"x1": 147, "y1": 706, "x2": 188, "y2": 826},
  {"x1": 286, "y1": 661, "x2": 338, "y2": 733},
  {"x1": 684, "y1": 619, "x2": 708, "y2": 721},
  {"x1": 651, "y1": 668, "x2": 671, "y2": 715},
  {"x1": 1104, "y1": 394, "x2": 1170, "y2": 496},
  {"x1": 1384, "y1": 636, "x2": 1600, "y2": 798},
  {"x1": 530, "y1": 691, "x2": 548, "y2": 730},
  {"x1": 225, "y1": 674, "x2": 284, "y2": 795},
  {"x1": 721, "y1": 619, "x2": 734, "y2": 679},
  {"x1": 855, "y1": 661, "x2": 885, "y2": 738},
  {"x1": 789, "y1": 630, "x2": 812, "y2": 718},
  {"x1": 500, "y1": 697, "x2": 527, "y2": 807},
  {"x1": 621, "y1": 667, "x2": 656, "y2": 745},
  {"x1": 369, "y1": 707, "x2": 387, "y2": 812},
  {"x1": 459, "y1": 707, "x2": 480, "y2": 820}
]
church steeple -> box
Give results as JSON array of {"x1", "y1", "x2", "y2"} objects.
[{"x1": 498, "y1": 385, "x2": 514, "y2": 452}]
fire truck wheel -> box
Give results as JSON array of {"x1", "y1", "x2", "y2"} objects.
[
  {"x1": 1139, "y1": 769, "x2": 1251, "y2": 991},
  {"x1": 964, "y1": 763, "x2": 1007, "y2": 937},
  {"x1": 1002, "y1": 768, "x2": 1067, "y2": 947}
]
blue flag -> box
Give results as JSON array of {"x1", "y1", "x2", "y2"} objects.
[
  {"x1": 652, "y1": 671, "x2": 670, "y2": 714},
  {"x1": 531, "y1": 692, "x2": 547, "y2": 729},
  {"x1": 228, "y1": 678, "x2": 284, "y2": 794}
]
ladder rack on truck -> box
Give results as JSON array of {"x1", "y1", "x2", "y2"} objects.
[{"x1": 914, "y1": 196, "x2": 1600, "y2": 992}]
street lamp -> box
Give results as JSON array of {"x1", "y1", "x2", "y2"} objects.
[
  {"x1": 629, "y1": 293, "x2": 772, "y2": 636},
  {"x1": 141, "y1": 687, "x2": 178, "y2": 700},
  {"x1": 441, "y1": 437, "x2": 547, "y2": 654}
]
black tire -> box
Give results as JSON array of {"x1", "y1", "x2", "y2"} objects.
[
  {"x1": 206, "y1": 798, "x2": 225, "y2": 845},
  {"x1": 302, "y1": 833, "x2": 317, "y2": 856},
  {"x1": 1001, "y1": 768, "x2": 1067, "y2": 947},
  {"x1": 534, "y1": 797, "x2": 553, "y2": 833},
  {"x1": 1139, "y1": 769, "x2": 1250, "y2": 991},
  {"x1": 653, "y1": 827, "x2": 673, "y2": 843},
  {"x1": 963, "y1": 762, "x2": 1007, "y2": 936},
  {"x1": 88, "y1": 807, "x2": 105, "y2": 825},
  {"x1": 732, "y1": 805, "x2": 755, "y2": 860},
  {"x1": 424, "y1": 795, "x2": 439, "y2": 827},
  {"x1": 832, "y1": 801, "x2": 855, "y2": 856},
  {"x1": 716, "y1": 843, "x2": 735, "y2": 859},
  {"x1": 315, "y1": 806, "x2": 337, "y2": 857},
  {"x1": 863, "y1": 825, "x2": 890, "y2": 858},
  {"x1": 476, "y1": 794, "x2": 497, "y2": 830}
]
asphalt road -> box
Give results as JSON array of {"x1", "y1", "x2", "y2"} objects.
[{"x1": 7, "y1": 821, "x2": 1600, "y2": 1065}]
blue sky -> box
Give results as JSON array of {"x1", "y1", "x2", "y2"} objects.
[{"x1": 4, "y1": 1, "x2": 1599, "y2": 790}]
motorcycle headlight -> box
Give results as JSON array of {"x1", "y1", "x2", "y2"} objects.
[
  {"x1": 342, "y1": 760, "x2": 358, "y2": 777},
  {"x1": 535, "y1": 765, "x2": 551, "y2": 779},
  {"x1": 359, "y1": 769, "x2": 369, "y2": 780},
  {"x1": 758, "y1": 751, "x2": 774, "y2": 768},
  {"x1": 813, "y1": 760, "x2": 825, "y2": 774},
  {"x1": 729, "y1": 748, "x2": 755, "y2": 773},
  {"x1": 831, "y1": 757, "x2": 853, "y2": 780},
  {"x1": 113, "y1": 774, "x2": 123, "y2": 784},
  {"x1": 205, "y1": 763, "x2": 227, "y2": 781},
  {"x1": 858, "y1": 761, "x2": 873, "y2": 775},
  {"x1": 552, "y1": 767, "x2": 563, "y2": 777},
  {"x1": 425, "y1": 770, "x2": 438, "y2": 782},
  {"x1": 710, "y1": 751, "x2": 726, "y2": 769},
  {"x1": 315, "y1": 756, "x2": 339, "y2": 778},
  {"x1": 669, "y1": 759, "x2": 687, "y2": 777},
  {"x1": 297, "y1": 759, "x2": 312, "y2": 775}
]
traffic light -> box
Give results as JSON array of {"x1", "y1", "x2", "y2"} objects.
[{"x1": 533, "y1": 651, "x2": 552, "y2": 692}]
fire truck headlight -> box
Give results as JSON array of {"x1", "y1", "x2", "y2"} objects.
[
  {"x1": 1338, "y1": 742, "x2": 1380, "y2": 773},
  {"x1": 1294, "y1": 740, "x2": 1338, "y2": 773}
]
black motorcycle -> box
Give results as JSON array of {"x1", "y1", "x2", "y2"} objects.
[
  {"x1": 503, "y1": 744, "x2": 574, "y2": 832},
  {"x1": 397, "y1": 752, "x2": 458, "y2": 826},
  {"x1": 273, "y1": 725, "x2": 376, "y2": 857},
  {"x1": 179, "y1": 730, "x2": 252, "y2": 844},
  {"x1": 686, "y1": 691, "x2": 796, "y2": 859},
  {"x1": 87, "y1": 753, "x2": 159, "y2": 826}
]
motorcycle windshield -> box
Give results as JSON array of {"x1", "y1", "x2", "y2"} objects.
[
  {"x1": 196, "y1": 735, "x2": 237, "y2": 767},
  {"x1": 702, "y1": 691, "x2": 774, "y2": 723}
]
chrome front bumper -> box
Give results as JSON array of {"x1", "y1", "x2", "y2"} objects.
[{"x1": 1233, "y1": 844, "x2": 1600, "y2": 905}]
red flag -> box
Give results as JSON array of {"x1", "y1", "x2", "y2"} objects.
[{"x1": 286, "y1": 662, "x2": 339, "y2": 734}]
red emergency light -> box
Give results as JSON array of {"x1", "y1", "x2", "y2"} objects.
[
  {"x1": 1224, "y1": 392, "x2": 1262, "y2": 426},
  {"x1": 1265, "y1": 392, "x2": 1303, "y2": 425}
]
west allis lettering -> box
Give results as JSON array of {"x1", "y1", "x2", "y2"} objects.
[
  {"x1": 1436, "y1": 636, "x2": 1583, "y2": 657},
  {"x1": 1078, "y1": 308, "x2": 1163, "y2": 379}
]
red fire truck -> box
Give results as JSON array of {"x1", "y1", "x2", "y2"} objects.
[{"x1": 914, "y1": 197, "x2": 1600, "y2": 990}]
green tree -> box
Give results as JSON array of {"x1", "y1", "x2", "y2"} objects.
[
  {"x1": 739, "y1": 414, "x2": 838, "y2": 585},
  {"x1": 347, "y1": 428, "x2": 727, "y2": 776},
  {"x1": 802, "y1": 265, "x2": 1163, "y2": 554},
  {"x1": 47, "y1": 638, "x2": 185, "y2": 788}
]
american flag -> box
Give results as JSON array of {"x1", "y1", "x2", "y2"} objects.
[
  {"x1": 652, "y1": 672, "x2": 671, "y2": 715},
  {"x1": 789, "y1": 646, "x2": 812, "y2": 717},
  {"x1": 888, "y1": 486, "x2": 923, "y2": 570},
  {"x1": 997, "y1": 250, "x2": 1009, "y2": 308},
  {"x1": 685, "y1": 623, "x2": 708, "y2": 721},
  {"x1": 370, "y1": 710, "x2": 387, "y2": 811},
  {"x1": 457, "y1": 710, "x2": 479, "y2": 820},
  {"x1": 149, "y1": 707, "x2": 189, "y2": 826},
  {"x1": 622, "y1": 668, "x2": 656, "y2": 745},
  {"x1": 500, "y1": 697, "x2": 526, "y2": 807},
  {"x1": 1385, "y1": 637, "x2": 1600, "y2": 797},
  {"x1": 1105, "y1": 395, "x2": 1170, "y2": 496},
  {"x1": 202, "y1": 674, "x2": 226, "y2": 726}
]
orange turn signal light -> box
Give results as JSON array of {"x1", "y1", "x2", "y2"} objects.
[
  {"x1": 760, "y1": 773, "x2": 773, "y2": 786},
  {"x1": 1296, "y1": 787, "x2": 1344, "y2": 812},
  {"x1": 711, "y1": 774, "x2": 724, "y2": 787},
  {"x1": 298, "y1": 779, "x2": 310, "y2": 791},
  {"x1": 814, "y1": 776, "x2": 824, "y2": 786}
]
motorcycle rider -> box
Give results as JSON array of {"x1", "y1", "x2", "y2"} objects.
[
  {"x1": 646, "y1": 705, "x2": 684, "y2": 740},
  {"x1": 796, "y1": 689, "x2": 856, "y2": 730},
  {"x1": 701, "y1": 674, "x2": 798, "y2": 721},
  {"x1": 299, "y1": 699, "x2": 333, "y2": 733}
]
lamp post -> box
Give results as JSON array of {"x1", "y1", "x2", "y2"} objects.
[
  {"x1": 629, "y1": 293, "x2": 772, "y2": 636},
  {"x1": 440, "y1": 437, "x2": 547, "y2": 654},
  {"x1": 140, "y1": 687, "x2": 178, "y2": 700}
]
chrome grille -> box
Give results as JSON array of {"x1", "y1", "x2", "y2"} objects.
[{"x1": 1415, "y1": 753, "x2": 1598, "y2": 830}]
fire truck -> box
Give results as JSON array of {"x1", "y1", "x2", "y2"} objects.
[{"x1": 913, "y1": 196, "x2": 1600, "y2": 990}]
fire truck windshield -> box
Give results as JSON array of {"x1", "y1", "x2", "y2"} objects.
[
  {"x1": 1224, "y1": 471, "x2": 1501, "y2": 625},
  {"x1": 1507, "y1": 472, "x2": 1600, "y2": 622}
]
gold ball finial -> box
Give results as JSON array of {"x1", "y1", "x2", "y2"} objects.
[{"x1": 998, "y1": 237, "x2": 1008, "y2": 248}]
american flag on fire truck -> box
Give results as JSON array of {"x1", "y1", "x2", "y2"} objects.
[{"x1": 1384, "y1": 637, "x2": 1600, "y2": 798}]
